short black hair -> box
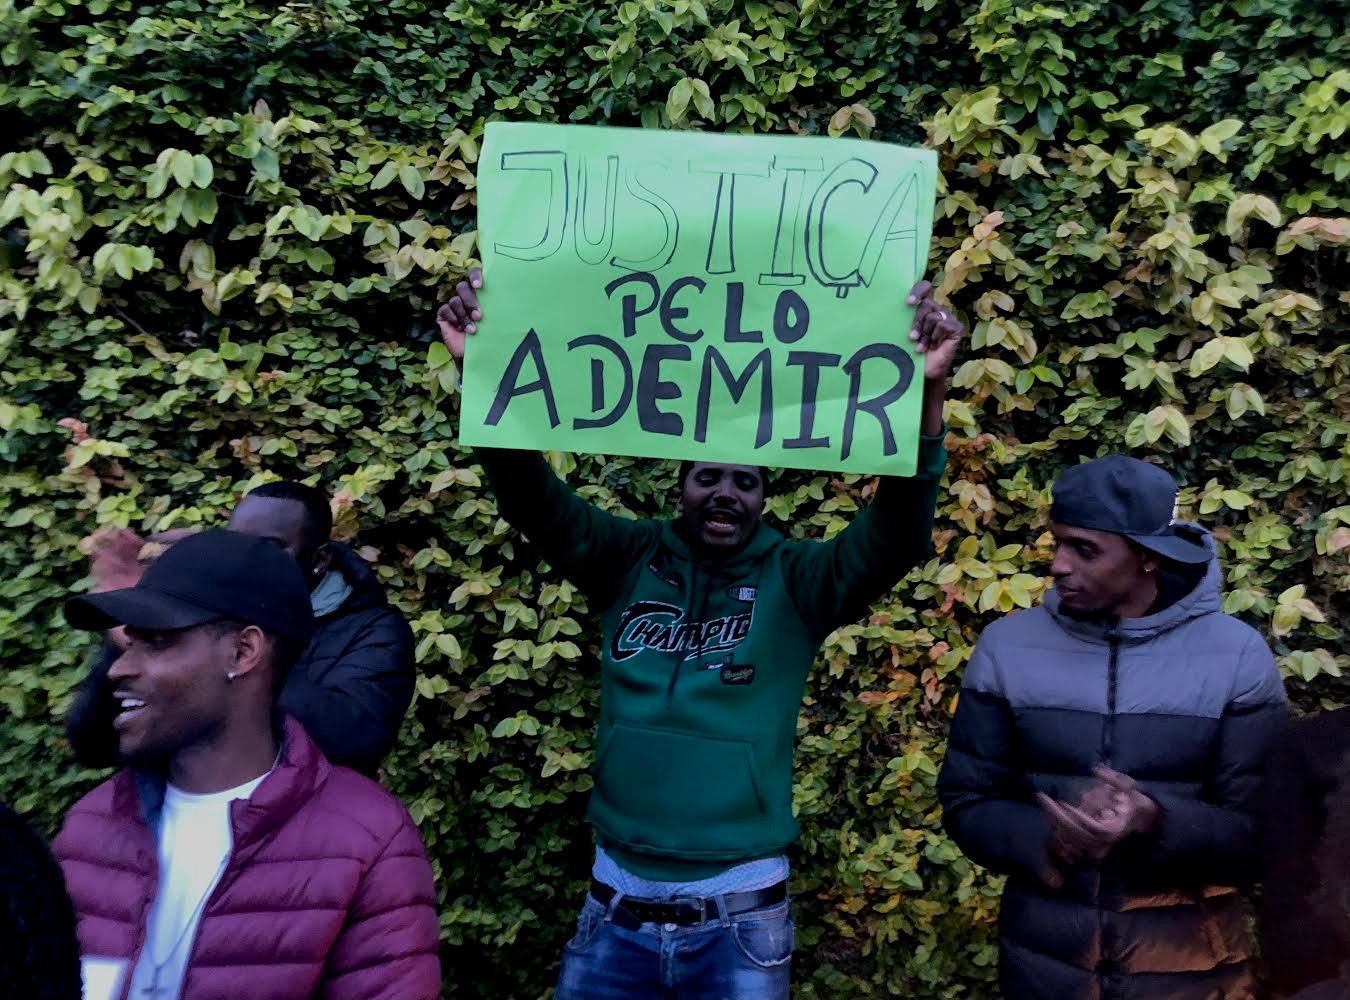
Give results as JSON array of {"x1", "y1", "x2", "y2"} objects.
[{"x1": 243, "y1": 481, "x2": 332, "y2": 552}]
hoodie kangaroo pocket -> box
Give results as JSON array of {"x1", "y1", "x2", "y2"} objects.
[{"x1": 589, "y1": 723, "x2": 768, "y2": 856}]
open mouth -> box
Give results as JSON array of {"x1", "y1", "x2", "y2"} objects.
[
  {"x1": 703, "y1": 510, "x2": 741, "y2": 537},
  {"x1": 114, "y1": 694, "x2": 148, "y2": 729}
]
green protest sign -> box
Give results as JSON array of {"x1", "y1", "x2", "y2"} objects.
[{"x1": 459, "y1": 122, "x2": 937, "y2": 475}]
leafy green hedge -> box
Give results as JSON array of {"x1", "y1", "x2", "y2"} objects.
[{"x1": 2, "y1": 1, "x2": 1347, "y2": 996}]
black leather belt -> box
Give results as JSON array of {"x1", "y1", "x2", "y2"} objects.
[{"x1": 589, "y1": 877, "x2": 787, "y2": 930}]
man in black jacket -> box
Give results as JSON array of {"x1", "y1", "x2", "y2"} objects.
[
  {"x1": 66, "y1": 482, "x2": 415, "y2": 775},
  {"x1": 938, "y1": 456, "x2": 1286, "y2": 1000}
]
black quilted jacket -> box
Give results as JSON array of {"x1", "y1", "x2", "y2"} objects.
[{"x1": 938, "y1": 525, "x2": 1287, "y2": 1000}]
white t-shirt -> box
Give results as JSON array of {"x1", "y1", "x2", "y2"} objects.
[{"x1": 125, "y1": 772, "x2": 269, "y2": 1000}]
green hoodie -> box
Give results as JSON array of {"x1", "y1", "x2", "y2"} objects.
[{"x1": 478, "y1": 438, "x2": 947, "y2": 879}]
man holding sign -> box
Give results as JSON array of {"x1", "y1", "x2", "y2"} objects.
[
  {"x1": 438, "y1": 122, "x2": 963, "y2": 999},
  {"x1": 460, "y1": 122, "x2": 943, "y2": 477}
]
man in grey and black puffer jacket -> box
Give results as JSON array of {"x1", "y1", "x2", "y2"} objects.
[{"x1": 939, "y1": 455, "x2": 1287, "y2": 1000}]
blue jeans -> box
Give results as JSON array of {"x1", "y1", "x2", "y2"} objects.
[{"x1": 555, "y1": 893, "x2": 794, "y2": 1000}]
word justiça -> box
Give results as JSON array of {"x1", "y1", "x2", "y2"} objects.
[{"x1": 493, "y1": 150, "x2": 924, "y2": 297}]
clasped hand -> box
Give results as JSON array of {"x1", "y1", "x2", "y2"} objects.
[{"x1": 1037, "y1": 767, "x2": 1160, "y2": 886}]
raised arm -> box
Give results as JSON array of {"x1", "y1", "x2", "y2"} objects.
[
  {"x1": 781, "y1": 280, "x2": 960, "y2": 632},
  {"x1": 780, "y1": 436, "x2": 947, "y2": 632},
  {"x1": 475, "y1": 447, "x2": 658, "y2": 603},
  {"x1": 439, "y1": 270, "x2": 658, "y2": 604}
]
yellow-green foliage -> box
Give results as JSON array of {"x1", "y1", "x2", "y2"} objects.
[{"x1": 2, "y1": 1, "x2": 1347, "y2": 996}]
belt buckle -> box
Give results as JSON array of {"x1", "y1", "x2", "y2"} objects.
[
  {"x1": 611, "y1": 903, "x2": 642, "y2": 932},
  {"x1": 673, "y1": 894, "x2": 708, "y2": 924}
]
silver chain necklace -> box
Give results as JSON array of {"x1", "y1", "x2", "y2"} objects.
[{"x1": 138, "y1": 855, "x2": 229, "y2": 998}]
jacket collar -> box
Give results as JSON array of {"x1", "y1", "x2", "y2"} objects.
[
  {"x1": 1043, "y1": 520, "x2": 1221, "y2": 643},
  {"x1": 324, "y1": 542, "x2": 389, "y2": 617},
  {"x1": 112, "y1": 715, "x2": 329, "y2": 852},
  {"x1": 310, "y1": 566, "x2": 354, "y2": 618}
]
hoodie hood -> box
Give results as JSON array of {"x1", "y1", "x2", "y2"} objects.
[{"x1": 1044, "y1": 520, "x2": 1220, "y2": 644}]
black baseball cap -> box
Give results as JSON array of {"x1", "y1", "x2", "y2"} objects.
[
  {"x1": 1050, "y1": 455, "x2": 1210, "y2": 565},
  {"x1": 65, "y1": 529, "x2": 315, "y2": 641}
]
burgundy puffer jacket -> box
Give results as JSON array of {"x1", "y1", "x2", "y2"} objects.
[{"x1": 52, "y1": 716, "x2": 441, "y2": 1000}]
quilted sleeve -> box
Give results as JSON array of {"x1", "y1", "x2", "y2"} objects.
[
  {"x1": 938, "y1": 634, "x2": 1062, "y2": 888},
  {"x1": 1127, "y1": 629, "x2": 1287, "y2": 885},
  {"x1": 321, "y1": 810, "x2": 442, "y2": 1000}
]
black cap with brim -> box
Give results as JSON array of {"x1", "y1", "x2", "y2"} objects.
[
  {"x1": 64, "y1": 589, "x2": 223, "y2": 633},
  {"x1": 1123, "y1": 527, "x2": 1211, "y2": 565},
  {"x1": 1051, "y1": 456, "x2": 1213, "y2": 568},
  {"x1": 61, "y1": 528, "x2": 316, "y2": 641}
]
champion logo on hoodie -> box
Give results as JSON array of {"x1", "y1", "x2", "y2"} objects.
[{"x1": 611, "y1": 600, "x2": 753, "y2": 663}]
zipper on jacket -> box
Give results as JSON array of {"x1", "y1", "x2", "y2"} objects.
[
  {"x1": 1101, "y1": 629, "x2": 1120, "y2": 765},
  {"x1": 1095, "y1": 627, "x2": 1121, "y2": 988}
]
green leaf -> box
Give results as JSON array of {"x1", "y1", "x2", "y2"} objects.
[
  {"x1": 1061, "y1": 291, "x2": 1113, "y2": 319},
  {"x1": 666, "y1": 78, "x2": 694, "y2": 123},
  {"x1": 371, "y1": 161, "x2": 398, "y2": 190},
  {"x1": 171, "y1": 149, "x2": 195, "y2": 188},
  {"x1": 690, "y1": 79, "x2": 715, "y2": 120},
  {"x1": 25, "y1": 150, "x2": 52, "y2": 174},
  {"x1": 399, "y1": 163, "x2": 425, "y2": 200},
  {"x1": 1106, "y1": 104, "x2": 1148, "y2": 127},
  {"x1": 1189, "y1": 339, "x2": 1226, "y2": 375},
  {"x1": 127, "y1": 246, "x2": 154, "y2": 272},
  {"x1": 192, "y1": 154, "x2": 214, "y2": 188},
  {"x1": 92, "y1": 244, "x2": 115, "y2": 280},
  {"x1": 363, "y1": 221, "x2": 393, "y2": 247},
  {"x1": 492, "y1": 717, "x2": 522, "y2": 738},
  {"x1": 1199, "y1": 119, "x2": 1243, "y2": 157},
  {"x1": 1225, "y1": 193, "x2": 1283, "y2": 241},
  {"x1": 252, "y1": 146, "x2": 280, "y2": 182},
  {"x1": 428, "y1": 341, "x2": 451, "y2": 369},
  {"x1": 448, "y1": 230, "x2": 478, "y2": 262},
  {"x1": 146, "y1": 165, "x2": 169, "y2": 199}
]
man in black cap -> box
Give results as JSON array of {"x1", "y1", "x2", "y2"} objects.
[
  {"x1": 52, "y1": 530, "x2": 440, "y2": 1000},
  {"x1": 938, "y1": 455, "x2": 1287, "y2": 1000},
  {"x1": 67, "y1": 480, "x2": 415, "y2": 775}
]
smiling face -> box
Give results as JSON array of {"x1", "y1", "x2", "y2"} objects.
[
  {"x1": 679, "y1": 463, "x2": 765, "y2": 553},
  {"x1": 105, "y1": 623, "x2": 237, "y2": 766},
  {"x1": 1049, "y1": 522, "x2": 1157, "y2": 618}
]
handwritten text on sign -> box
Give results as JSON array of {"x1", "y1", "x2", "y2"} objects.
[{"x1": 460, "y1": 122, "x2": 937, "y2": 474}]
